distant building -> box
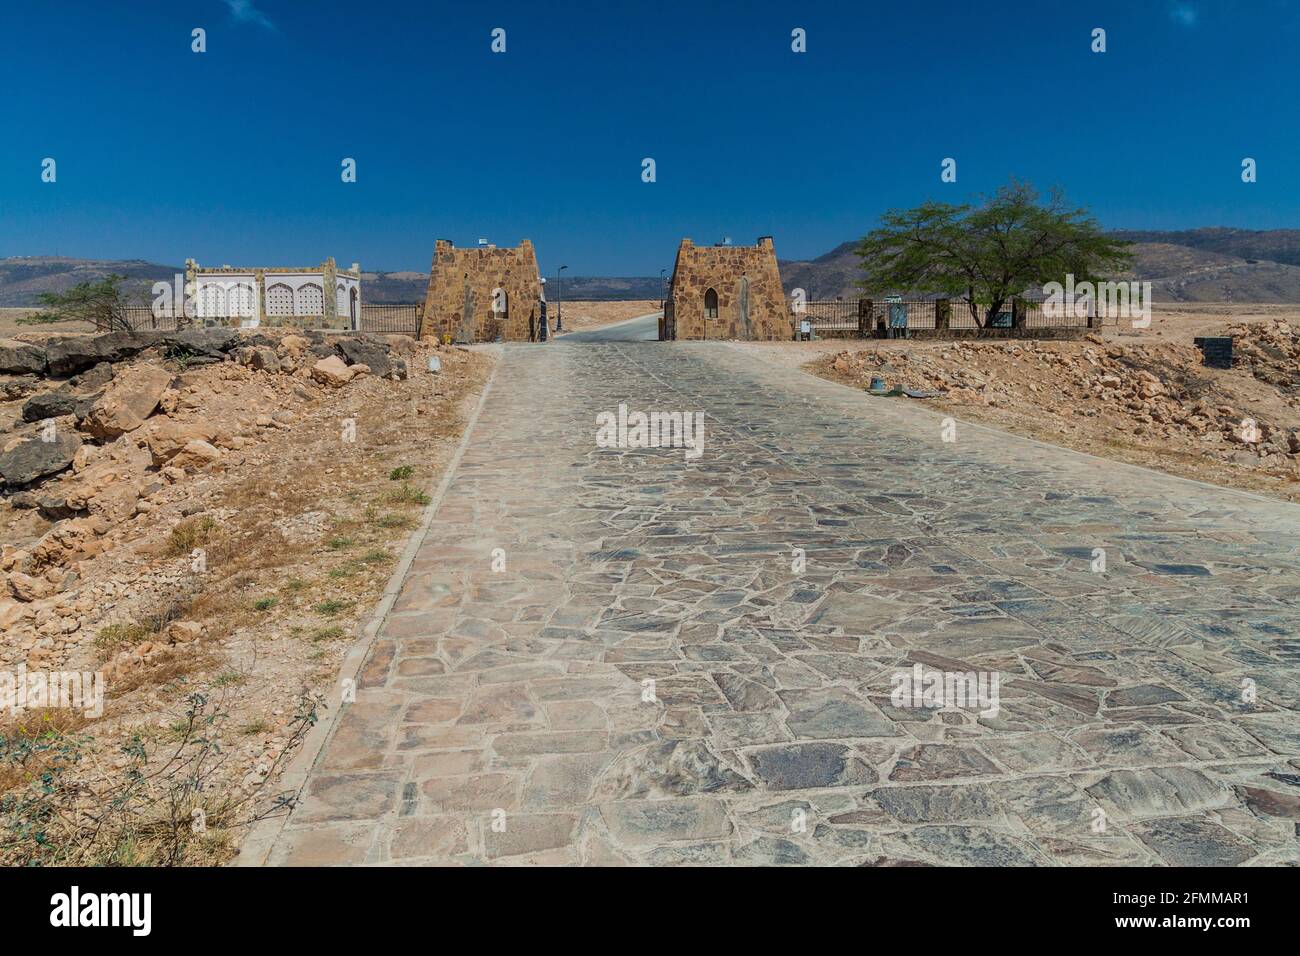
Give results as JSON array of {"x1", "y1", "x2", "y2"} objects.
[
  {"x1": 662, "y1": 237, "x2": 792, "y2": 341},
  {"x1": 185, "y1": 258, "x2": 361, "y2": 329},
  {"x1": 420, "y1": 239, "x2": 543, "y2": 343}
]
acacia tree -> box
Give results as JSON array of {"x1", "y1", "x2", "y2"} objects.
[
  {"x1": 19, "y1": 275, "x2": 134, "y2": 331},
  {"x1": 856, "y1": 181, "x2": 1133, "y2": 326}
]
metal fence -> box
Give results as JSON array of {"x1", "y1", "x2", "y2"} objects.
[
  {"x1": 800, "y1": 297, "x2": 1110, "y2": 338},
  {"x1": 359, "y1": 303, "x2": 421, "y2": 334},
  {"x1": 798, "y1": 299, "x2": 859, "y2": 330},
  {"x1": 110, "y1": 303, "x2": 424, "y2": 335},
  {"x1": 117, "y1": 306, "x2": 184, "y2": 331}
]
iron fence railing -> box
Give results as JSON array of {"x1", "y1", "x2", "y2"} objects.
[
  {"x1": 798, "y1": 297, "x2": 1114, "y2": 337},
  {"x1": 117, "y1": 306, "x2": 184, "y2": 331},
  {"x1": 108, "y1": 303, "x2": 423, "y2": 335},
  {"x1": 797, "y1": 299, "x2": 858, "y2": 330},
  {"x1": 359, "y1": 303, "x2": 421, "y2": 334}
]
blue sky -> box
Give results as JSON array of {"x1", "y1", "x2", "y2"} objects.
[{"x1": 1, "y1": 0, "x2": 1298, "y2": 275}]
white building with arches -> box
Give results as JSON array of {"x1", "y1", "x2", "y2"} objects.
[{"x1": 185, "y1": 258, "x2": 361, "y2": 330}]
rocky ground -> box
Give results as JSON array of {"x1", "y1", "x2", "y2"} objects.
[
  {"x1": 768, "y1": 315, "x2": 1300, "y2": 502},
  {"x1": 0, "y1": 325, "x2": 493, "y2": 864}
]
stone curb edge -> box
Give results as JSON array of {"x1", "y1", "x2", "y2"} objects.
[{"x1": 235, "y1": 347, "x2": 501, "y2": 866}]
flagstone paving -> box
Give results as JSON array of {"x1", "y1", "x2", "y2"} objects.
[{"x1": 264, "y1": 340, "x2": 1300, "y2": 866}]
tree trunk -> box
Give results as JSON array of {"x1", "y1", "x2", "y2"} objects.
[{"x1": 986, "y1": 298, "x2": 1006, "y2": 329}]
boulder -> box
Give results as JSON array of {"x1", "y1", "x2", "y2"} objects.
[
  {"x1": 35, "y1": 497, "x2": 84, "y2": 521},
  {"x1": 139, "y1": 417, "x2": 218, "y2": 466},
  {"x1": 248, "y1": 347, "x2": 281, "y2": 373},
  {"x1": 71, "y1": 362, "x2": 115, "y2": 389},
  {"x1": 334, "y1": 336, "x2": 392, "y2": 377},
  {"x1": 80, "y1": 364, "x2": 173, "y2": 439},
  {"x1": 9, "y1": 490, "x2": 83, "y2": 520},
  {"x1": 159, "y1": 328, "x2": 240, "y2": 360},
  {"x1": 0, "y1": 338, "x2": 48, "y2": 375},
  {"x1": 166, "y1": 621, "x2": 203, "y2": 644},
  {"x1": 45, "y1": 331, "x2": 161, "y2": 377},
  {"x1": 41, "y1": 440, "x2": 151, "y2": 516},
  {"x1": 0, "y1": 430, "x2": 82, "y2": 487},
  {"x1": 43, "y1": 330, "x2": 239, "y2": 377},
  {"x1": 0, "y1": 376, "x2": 41, "y2": 401},
  {"x1": 6, "y1": 571, "x2": 53, "y2": 603},
  {"x1": 86, "y1": 478, "x2": 148, "y2": 524},
  {"x1": 21, "y1": 387, "x2": 101, "y2": 423},
  {"x1": 311, "y1": 355, "x2": 355, "y2": 387},
  {"x1": 0, "y1": 600, "x2": 24, "y2": 630},
  {"x1": 172, "y1": 439, "x2": 222, "y2": 469},
  {"x1": 278, "y1": 334, "x2": 311, "y2": 355}
]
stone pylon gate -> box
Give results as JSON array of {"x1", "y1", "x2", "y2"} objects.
[
  {"x1": 661, "y1": 237, "x2": 792, "y2": 341},
  {"x1": 420, "y1": 239, "x2": 543, "y2": 343}
]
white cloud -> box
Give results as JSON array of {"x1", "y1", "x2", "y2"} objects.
[
  {"x1": 222, "y1": 0, "x2": 276, "y2": 31},
  {"x1": 1169, "y1": 3, "x2": 1199, "y2": 27}
]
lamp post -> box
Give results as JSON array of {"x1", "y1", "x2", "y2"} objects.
[{"x1": 557, "y1": 265, "x2": 568, "y2": 332}]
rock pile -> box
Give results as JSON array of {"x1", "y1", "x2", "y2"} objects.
[
  {"x1": 0, "y1": 328, "x2": 420, "y2": 662},
  {"x1": 823, "y1": 329, "x2": 1300, "y2": 475}
]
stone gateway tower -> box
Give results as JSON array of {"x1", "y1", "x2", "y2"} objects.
[
  {"x1": 662, "y1": 237, "x2": 792, "y2": 341},
  {"x1": 420, "y1": 239, "x2": 544, "y2": 343}
]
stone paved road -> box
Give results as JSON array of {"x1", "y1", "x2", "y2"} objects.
[{"x1": 265, "y1": 340, "x2": 1300, "y2": 866}]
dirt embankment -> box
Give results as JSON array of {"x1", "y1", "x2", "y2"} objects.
[
  {"x1": 0, "y1": 327, "x2": 494, "y2": 864},
  {"x1": 805, "y1": 319, "x2": 1300, "y2": 501}
]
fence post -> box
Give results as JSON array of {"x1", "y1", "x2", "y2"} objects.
[
  {"x1": 935, "y1": 298, "x2": 950, "y2": 332},
  {"x1": 857, "y1": 299, "x2": 870, "y2": 338},
  {"x1": 1012, "y1": 297, "x2": 1026, "y2": 330}
]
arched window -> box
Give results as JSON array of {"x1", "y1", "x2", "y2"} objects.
[
  {"x1": 197, "y1": 282, "x2": 223, "y2": 318},
  {"x1": 266, "y1": 283, "x2": 294, "y2": 316},
  {"x1": 229, "y1": 283, "x2": 255, "y2": 318},
  {"x1": 296, "y1": 282, "x2": 324, "y2": 315},
  {"x1": 704, "y1": 287, "x2": 719, "y2": 319}
]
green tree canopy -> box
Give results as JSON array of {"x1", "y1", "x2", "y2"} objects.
[
  {"x1": 856, "y1": 181, "x2": 1133, "y2": 327},
  {"x1": 19, "y1": 274, "x2": 134, "y2": 331}
]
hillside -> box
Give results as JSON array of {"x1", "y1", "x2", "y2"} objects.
[
  {"x1": 1112, "y1": 228, "x2": 1300, "y2": 267},
  {"x1": 0, "y1": 257, "x2": 176, "y2": 307}
]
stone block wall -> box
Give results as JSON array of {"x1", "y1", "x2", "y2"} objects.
[
  {"x1": 663, "y1": 237, "x2": 793, "y2": 341},
  {"x1": 419, "y1": 240, "x2": 543, "y2": 343}
]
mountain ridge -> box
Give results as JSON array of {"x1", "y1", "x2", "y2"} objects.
[{"x1": 6, "y1": 228, "x2": 1300, "y2": 306}]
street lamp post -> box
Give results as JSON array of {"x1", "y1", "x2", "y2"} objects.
[{"x1": 557, "y1": 265, "x2": 568, "y2": 332}]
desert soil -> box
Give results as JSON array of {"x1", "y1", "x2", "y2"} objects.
[
  {"x1": 550, "y1": 300, "x2": 661, "y2": 335},
  {"x1": 1, "y1": 330, "x2": 495, "y2": 864}
]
